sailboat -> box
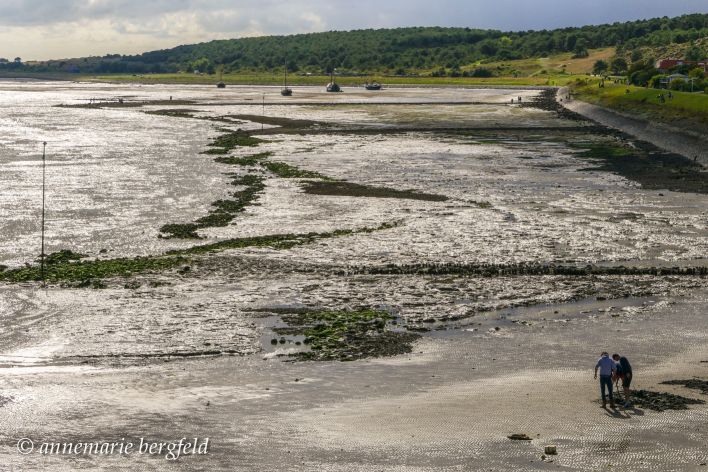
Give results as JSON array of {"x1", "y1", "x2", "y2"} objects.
[
  {"x1": 326, "y1": 72, "x2": 341, "y2": 92},
  {"x1": 216, "y1": 65, "x2": 225, "y2": 88},
  {"x1": 281, "y1": 63, "x2": 293, "y2": 96}
]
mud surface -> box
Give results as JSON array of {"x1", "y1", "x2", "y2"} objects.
[{"x1": 1, "y1": 82, "x2": 708, "y2": 471}]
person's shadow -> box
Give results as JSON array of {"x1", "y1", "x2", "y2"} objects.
[
  {"x1": 604, "y1": 406, "x2": 629, "y2": 419},
  {"x1": 603, "y1": 404, "x2": 645, "y2": 419}
]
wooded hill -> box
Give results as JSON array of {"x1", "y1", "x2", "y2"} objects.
[{"x1": 3, "y1": 13, "x2": 707, "y2": 75}]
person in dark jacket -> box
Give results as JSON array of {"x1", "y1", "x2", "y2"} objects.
[{"x1": 612, "y1": 354, "x2": 633, "y2": 407}]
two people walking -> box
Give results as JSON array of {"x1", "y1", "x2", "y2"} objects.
[{"x1": 594, "y1": 352, "x2": 633, "y2": 409}]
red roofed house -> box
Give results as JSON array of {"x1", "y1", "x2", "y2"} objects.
[{"x1": 655, "y1": 59, "x2": 708, "y2": 75}]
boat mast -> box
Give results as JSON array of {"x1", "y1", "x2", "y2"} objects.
[{"x1": 40, "y1": 141, "x2": 47, "y2": 285}]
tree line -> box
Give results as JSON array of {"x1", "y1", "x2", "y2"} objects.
[{"x1": 1, "y1": 14, "x2": 706, "y2": 75}]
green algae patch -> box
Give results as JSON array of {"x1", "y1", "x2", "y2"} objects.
[
  {"x1": 173, "y1": 221, "x2": 400, "y2": 256},
  {"x1": 159, "y1": 129, "x2": 269, "y2": 239},
  {"x1": 215, "y1": 152, "x2": 331, "y2": 179},
  {"x1": 159, "y1": 174, "x2": 266, "y2": 239},
  {"x1": 41, "y1": 249, "x2": 88, "y2": 265},
  {"x1": 214, "y1": 152, "x2": 273, "y2": 166},
  {"x1": 272, "y1": 309, "x2": 420, "y2": 361},
  {"x1": 209, "y1": 131, "x2": 264, "y2": 150},
  {"x1": 572, "y1": 142, "x2": 635, "y2": 159},
  {"x1": 302, "y1": 180, "x2": 449, "y2": 201},
  {"x1": 159, "y1": 223, "x2": 201, "y2": 239},
  {"x1": 0, "y1": 255, "x2": 186, "y2": 283},
  {"x1": 1, "y1": 222, "x2": 400, "y2": 285},
  {"x1": 260, "y1": 161, "x2": 330, "y2": 179}
]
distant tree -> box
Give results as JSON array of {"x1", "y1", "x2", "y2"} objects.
[
  {"x1": 564, "y1": 34, "x2": 577, "y2": 51},
  {"x1": 189, "y1": 57, "x2": 210, "y2": 73},
  {"x1": 593, "y1": 60, "x2": 609, "y2": 75},
  {"x1": 628, "y1": 60, "x2": 658, "y2": 86},
  {"x1": 431, "y1": 67, "x2": 447, "y2": 77},
  {"x1": 572, "y1": 38, "x2": 589, "y2": 58},
  {"x1": 671, "y1": 63, "x2": 693, "y2": 74},
  {"x1": 669, "y1": 78, "x2": 686, "y2": 91},
  {"x1": 13, "y1": 57, "x2": 21, "y2": 63},
  {"x1": 573, "y1": 46, "x2": 589, "y2": 58},
  {"x1": 649, "y1": 74, "x2": 666, "y2": 88},
  {"x1": 685, "y1": 45, "x2": 706, "y2": 61},
  {"x1": 688, "y1": 67, "x2": 706, "y2": 79},
  {"x1": 0, "y1": 58, "x2": 8, "y2": 63},
  {"x1": 630, "y1": 50, "x2": 643, "y2": 63},
  {"x1": 470, "y1": 68, "x2": 493, "y2": 77},
  {"x1": 478, "y1": 40, "x2": 497, "y2": 56},
  {"x1": 610, "y1": 57, "x2": 628, "y2": 74}
]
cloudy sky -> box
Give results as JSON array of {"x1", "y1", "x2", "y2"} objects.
[{"x1": 1, "y1": 0, "x2": 706, "y2": 61}]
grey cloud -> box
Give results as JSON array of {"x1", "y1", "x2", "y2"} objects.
[
  {"x1": 0, "y1": 0, "x2": 705, "y2": 60},
  {"x1": 1, "y1": 0, "x2": 705, "y2": 30},
  {"x1": 0, "y1": 0, "x2": 191, "y2": 26}
]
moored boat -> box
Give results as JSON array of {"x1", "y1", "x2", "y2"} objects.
[
  {"x1": 281, "y1": 63, "x2": 293, "y2": 96},
  {"x1": 326, "y1": 72, "x2": 341, "y2": 92}
]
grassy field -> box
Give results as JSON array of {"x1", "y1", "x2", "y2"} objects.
[
  {"x1": 472, "y1": 48, "x2": 615, "y2": 77},
  {"x1": 571, "y1": 79, "x2": 708, "y2": 132}
]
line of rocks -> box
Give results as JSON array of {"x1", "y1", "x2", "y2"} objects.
[{"x1": 335, "y1": 262, "x2": 708, "y2": 277}]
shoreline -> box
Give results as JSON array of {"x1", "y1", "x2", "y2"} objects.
[{"x1": 558, "y1": 86, "x2": 708, "y2": 165}]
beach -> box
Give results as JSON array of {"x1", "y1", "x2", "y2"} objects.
[{"x1": 1, "y1": 81, "x2": 707, "y2": 471}]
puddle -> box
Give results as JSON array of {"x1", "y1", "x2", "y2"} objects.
[{"x1": 425, "y1": 295, "x2": 663, "y2": 337}]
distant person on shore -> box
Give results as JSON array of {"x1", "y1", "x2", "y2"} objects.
[
  {"x1": 612, "y1": 353, "x2": 633, "y2": 407},
  {"x1": 594, "y1": 352, "x2": 616, "y2": 408}
]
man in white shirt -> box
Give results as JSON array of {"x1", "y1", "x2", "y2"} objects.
[{"x1": 594, "y1": 351, "x2": 617, "y2": 408}]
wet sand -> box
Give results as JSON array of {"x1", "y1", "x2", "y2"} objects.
[{"x1": 1, "y1": 82, "x2": 707, "y2": 471}]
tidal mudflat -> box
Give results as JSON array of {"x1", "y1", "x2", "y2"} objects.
[{"x1": 1, "y1": 81, "x2": 707, "y2": 471}]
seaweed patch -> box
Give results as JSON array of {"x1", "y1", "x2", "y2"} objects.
[{"x1": 268, "y1": 308, "x2": 420, "y2": 361}]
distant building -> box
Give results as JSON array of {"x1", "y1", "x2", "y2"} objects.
[
  {"x1": 655, "y1": 59, "x2": 708, "y2": 74},
  {"x1": 658, "y1": 73, "x2": 689, "y2": 88}
]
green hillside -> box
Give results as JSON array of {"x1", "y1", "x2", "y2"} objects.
[{"x1": 2, "y1": 13, "x2": 707, "y2": 76}]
